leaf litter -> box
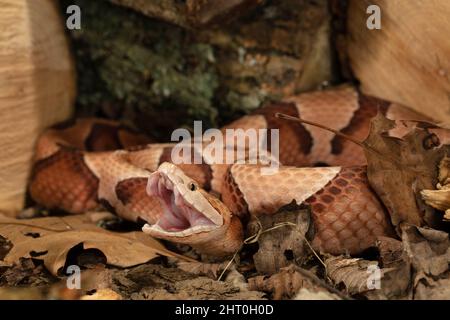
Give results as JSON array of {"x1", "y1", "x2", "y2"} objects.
[
  {"x1": 0, "y1": 213, "x2": 193, "y2": 275},
  {"x1": 4, "y1": 112, "x2": 450, "y2": 299},
  {"x1": 273, "y1": 111, "x2": 450, "y2": 299}
]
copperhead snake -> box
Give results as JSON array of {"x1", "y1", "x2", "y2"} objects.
[{"x1": 29, "y1": 86, "x2": 445, "y2": 257}]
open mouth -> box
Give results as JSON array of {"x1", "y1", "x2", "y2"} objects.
[{"x1": 143, "y1": 169, "x2": 222, "y2": 237}]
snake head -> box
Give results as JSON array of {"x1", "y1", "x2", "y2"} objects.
[{"x1": 143, "y1": 162, "x2": 243, "y2": 256}]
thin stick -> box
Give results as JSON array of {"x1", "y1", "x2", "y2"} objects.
[
  {"x1": 198, "y1": 215, "x2": 329, "y2": 282},
  {"x1": 242, "y1": 216, "x2": 328, "y2": 276},
  {"x1": 275, "y1": 113, "x2": 365, "y2": 148},
  {"x1": 217, "y1": 249, "x2": 240, "y2": 282},
  {"x1": 275, "y1": 112, "x2": 391, "y2": 161}
]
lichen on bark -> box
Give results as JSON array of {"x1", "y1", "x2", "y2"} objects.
[{"x1": 61, "y1": 0, "x2": 332, "y2": 137}]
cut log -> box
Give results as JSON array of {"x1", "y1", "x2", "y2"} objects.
[
  {"x1": 64, "y1": 0, "x2": 332, "y2": 136},
  {"x1": 347, "y1": 0, "x2": 450, "y2": 124},
  {"x1": 109, "y1": 0, "x2": 264, "y2": 28},
  {"x1": 0, "y1": 0, "x2": 75, "y2": 214}
]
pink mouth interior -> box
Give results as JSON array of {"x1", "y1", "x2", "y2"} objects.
[{"x1": 147, "y1": 173, "x2": 215, "y2": 232}]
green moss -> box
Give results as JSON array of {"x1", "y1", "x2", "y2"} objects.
[
  {"x1": 62, "y1": 0, "x2": 219, "y2": 135},
  {"x1": 60, "y1": 0, "x2": 331, "y2": 135}
]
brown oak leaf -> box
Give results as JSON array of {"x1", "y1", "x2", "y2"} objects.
[
  {"x1": 246, "y1": 202, "x2": 314, "y2": 274},
  {"x1": 401, "y1": 224, "x2": 450, "y2": 278},
  {"x1": 325, "y1": 253, "x2": 410, "y2": 299},
  {"x1": 0, "y1": 215, "x2": 192, "y2": 275},
  {"x1": 248, "y1": 264, "x2": 343, "y2": 300},
  {"x1": 363, "y1": 113, "x2": 450, "y2": 229}
]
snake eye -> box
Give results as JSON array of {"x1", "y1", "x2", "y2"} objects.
[{"x1": 189, "y1": 183, "x2": 197, "y2": 191}]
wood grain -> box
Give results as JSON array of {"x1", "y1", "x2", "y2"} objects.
[
  {"x1": 0, "y1": 0, "x2": 75, "y2": 213},
  {"x1": 347, "y1": 0, "x2": 450, "y2": 124},
  {"x1": 109, "y1": 0, "x2": 263, "y2": 28}
]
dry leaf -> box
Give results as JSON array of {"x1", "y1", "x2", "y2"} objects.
[
  {"x1": 325, "y1": 256, "x2": 378, "y2": 294},
  {"x1": 293, "y1": 288, "x2": 339, "y2": 300},
  {"x1": 247, "y1": 202, "x2": 313, "y2": 274},
  {"x1": 77, "y1": 266, "x2": 113, "y2": 292},
  {"x1": 0, "y1": 287, "x2": 45, "y2": 300},
  {"x1": 0, "y1": 258, "x2": 55, "y2": 287},
  {"x1": 401, "y1": 224, "x2": 450, "y2": 278},
  {"x1": 363, "y1": 113, "x2": 450, "y2": 228},
  {"x1": 325, "y1": 254, "x2": 411, "y2": 299},
  {"x1": 177, "y1": 261, "x2": 229, "y2": 279},
  {"x1": 415, "y1": 276, "x2": 450, "y2": 300},
  {"x1": 0, "y1": 261, "x2": 11, "y2": 268},
  {"x1": 46, "y1": 266, "x2": 115, "y2": 300},
  {"x1": 126, "y1": 264, "x2": 264, "y2": 300},
  {"x1": 376, "y1": 236, "x2": 404, "y2": 267},
  {"x1": 248, "y1": 265, "x2": 342, "y2": 300},
  {"x1": 345, "y1": 225, "x2": 450, "y2": 299},
  {"x1": 421, "y1": 156, "x2": 450, "y2": 220},
  {"x1": 224, "y1": 268, "x2": 248, "y2": 291},
  {"x1": 0, "y1": 215, "x2": 191, "y2": 275},
  {"x1": 81, "y1": 288, "x2": 122, "y2": 300},
  {"x1": 402, "y1": 225, "x2": 450, "y2": 300}
]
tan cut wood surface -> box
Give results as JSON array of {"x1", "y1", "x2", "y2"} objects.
[
  {"x1": 0, "y1": 0, "x2": 75, "y2": 214},
  {"x1": 347, "y1": 0, "x2": 450, "y2": 124}
]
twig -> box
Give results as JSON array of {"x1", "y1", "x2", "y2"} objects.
[
  {"x1": 275, "y1": 112, "x2": 401, "y2": 164},
  {"x1": 218, "y1": 214, "x2": 328, "y2": 281},
  {"x1": 217, "y1": 250, "x2": 240, "y2": 281},
  {"x1": 275, "y1": 113, "x2": 365, "y2": 147}
]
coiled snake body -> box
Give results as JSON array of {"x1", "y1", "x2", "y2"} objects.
[{"x1": 29, "y1": 86, "x2": 435, "y2": 256}]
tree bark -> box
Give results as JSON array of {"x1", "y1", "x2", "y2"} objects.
[
  {"x1": 109, "y1": 0, "x2": 264, "y2": 28},
  {"x1": 61, "y1": 0, "x2": 333, "y2": 138}
]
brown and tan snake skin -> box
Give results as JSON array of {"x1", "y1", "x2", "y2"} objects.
[{"x1": 29, "y1": 86, "x2": 441, "y2": 256}]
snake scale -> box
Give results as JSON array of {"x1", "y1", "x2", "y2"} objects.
[{"x1": 29, "y1": 86, "x2": 439, "y2": 256}]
